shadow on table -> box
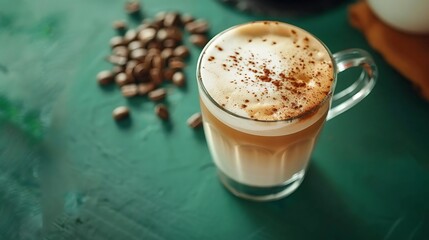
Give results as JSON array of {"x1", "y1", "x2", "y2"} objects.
[{"x1": 231, "y1": 161, "x2": 377, "y2": 240}]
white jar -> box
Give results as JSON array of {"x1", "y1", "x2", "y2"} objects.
[{"x1": 367, "y1": 0, "x2": 429, "y2": 34}]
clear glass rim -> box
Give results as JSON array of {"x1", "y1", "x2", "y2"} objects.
[{"x1": 196, "y1": 21, "x2": 337, "y2": 123}]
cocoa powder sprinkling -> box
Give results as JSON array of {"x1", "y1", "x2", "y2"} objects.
[
  {"x1": 202, "y1": 23, "x2": 333, "y2": 121},
  {"x1": 216, "y1": 45, "x2": 223, "y2": 51}
]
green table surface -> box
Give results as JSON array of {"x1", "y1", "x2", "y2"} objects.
[{"x1": 1, "y1": 0, "x2": 429, "y2": 239}]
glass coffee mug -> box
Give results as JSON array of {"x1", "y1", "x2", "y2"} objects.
[{"x1": 196, "y1": 21, "x2": 377, "y2": 201}]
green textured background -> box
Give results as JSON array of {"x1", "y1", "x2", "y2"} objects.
[{"x1": 1, "y1": 0, "x2": 429, "y2": 239}]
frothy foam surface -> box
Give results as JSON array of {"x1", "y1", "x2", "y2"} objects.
[{"x1": 199, "y1": 21, "x2": 334, "y2": 121}]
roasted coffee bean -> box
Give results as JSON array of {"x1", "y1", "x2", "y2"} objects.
[
  {"x1": 112, "y1": 46, "x2": 129, "y2": 58},
  {"x1": 115, "y1": 72, "x2": 132, "y2": 86},
  {"x1": 113, "y1": 106, "x2": 130, "y2": 121},
  {"x1": 106, "y1": 55, "x2": 128, "y2": 66},
  {"x1": 121, "y1": 84, "x2": 138, "y2": 97},
  {"x1": 148, "y1": 88, "x2": 167, "y2": 101},
  {"x1": 130, "y1": 48, "x2": 148, "y2": 61},
  {"x1": 137, "y1": 82, "x2": 156, "y2": 95},
  {"x1": 128, "y1": 40, "x2": 143, "y2": 51},
  {"x1": 163, "y1": 12, "x2": 181, "y2": 27},
  {"x1": 110, "y1": 36, "x2": 127, "y2": 48},
  {"x1": 141, "y1": 18, "x2": 162, "y2": 30},
  {"x1": 172, "y1": 71, "x2": 185, "y2": 87},
  {"x1": 155, "y1": 104, "x2": 169, "y2": 120},
  {"x1": 125, "y1": 1, "x2": 141, "y2": 15},
  {"x1": 113, "y1": 20, "x2": 128, "y2": 34},
  {"x1": 124, "y1": 29, "x2": 138, "y2": 43},
  {"x1": 168, "y1": 57, "x2": 186, "y2": 69},
  {"x1": 150, "y1": 68, "x2": 163, "y2": 85},
  {"x1": 136, "y1": 23, "x2": 150, "y2": 32},
  {"x1": 142, "y1": 52, "x2": 154, "y2": 69},
  {"x1": 138, "y1": 28, "x2": 157, "y2": 43},
  {"x1": 125, "y1": 60, "x2": 138, "y2": 76},
  {"x1": 156, "y1": 28, "x2": 168, "y2": 42},
  {"x1": 145, "y1": 49, "x2": 162, "y2": 68},
  {"x1": 159, "y1": 27, "x2": 183, "y2": 42},
  {"x1": 147, "y1": 41, "x2": 163, "y2": 50},
  {"x1": 173, "y1": 45, "x2": 189, "y2": 58},
  {"x1": 161, "y1": 48, "x2": 174, "y2": 62},
  {"x1": 185, "y1": 19, "x2": 209, "y2": 34},
  {"x1": 112, "y1": 65, "x2": 124, "y2": 76},
  {"x1": 133, "y1": 63, "x2": 150, "y2": 81},
  {"x1": 189, "y1": 34, "x2": 208, "y2": 47},
  {"x1": 181, "y1": 14, "x2": 194, "y2": 25},
  {"x1": 163, "y1": 68, "x2": 175, "y2": 81},
  {"x1": 97, "y1": 70, "x2": 114, "y2": 85},
  {"x1": 151, "y1": 54, "x2": 163, "y2": 69},
  {"x1": 163, "y1": 39, "x2": 178, "y2": 48},
  {"x1": 168, "y1": 27, "x2": 182, "y2": 42},
  {"x1": 154, "y1": 11, "x2": 167, "y2": 22},
  {"x1": 153, "y1": 19, "x2": 165, "y2": 30},
  {"x1": 147, "y1": 48, "x2": 161, "y2": 56},
  {"x1": 186, "y1": 112, "x2": 202, "y2": 128}
]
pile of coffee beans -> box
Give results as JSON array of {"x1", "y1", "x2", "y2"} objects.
[{"x1": 97, "y1": 1, "x2": 206, "y2": 128}]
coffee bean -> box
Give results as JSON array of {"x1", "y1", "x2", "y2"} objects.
[
  {"x1": 113, "y1": 20, "x2": 128, "y2": 34},
  {"x1": 136, "y1": 23, "x2": 149, "y2": 32},
  {"x1": 156, "y1": 28, "x2": 169, "y2": 42},
  {"x1": 186, "y1": 112, "x2": 202, "y2": 128},
  {"x1": 147, "y1": 41, "x2": 163, "y2": 50},
  {"x1": 163, "y1": 12, "x2": 181, "y2": 27},
  {"x1": 138, "y1": 28, "x2": 157, "y2": 43},
  {"x1": 128, "y1": 40, "x2": 143, "y2": 51},
  {"x1": 155, "y1": 104, "x2": 169, "y2": 120},
  {"x1": 148, "y1": 88, "x2": 167, "y2": 101},
  {"x1": 161, "y1": 48, "x2": 174, "y2": 62},
  {"x1": 141, "y1": 18, "x2": 162, "y2": 30},
  {"x1": 113, "y1": 106, "x2": 130, "y2": 121},
  {"x1": 106, "y1": 55, "x2": 128, "y2": 66},
  {"x1": 150, "y1": 68, "x2": 163, "y2": 85},
  {"x1": 167, "y1": 27, "x2": 182, "y2": 42},
  {"x1": 163, "y1": 68, "x2": 175, "y2": 81},
  {"x1": 137, "y1": 82, "x2": 156, "y2": 95},
  {"x1": 121, "y1": 84, "x2": 138, "y2": 97},
  {"x1": 181, "y1": 14, "x2": 194, "y2": 25},
  {"x1": 189, "y1": 34, "x2": 208, "y2": 48},
  {"x1": 97, "y1": 70, "x2": 114, "y2": 85},
  {"x1": 173, "y1": 45, "x2": 189, "y2": 58},
  {"x1": 147, "y1": 47, "x2": 161, "y2": 55},
  {"x1": 185, "y1": 19, "x2": 209, "y2": 34},
  {"x1": 125, "y1": 60, "x2": 138, "y2": 76},
  {"x1": 112, "y1": 65, "x2": 124, "y2": 76},
  {"x1": 163, "y1": 39, "x2": 178, "y2": 48},
  {"x1": 151, "y1": 54, "x2": 163, "y2": 69},
  {"x1": 130, "y1": 48, "x2": 148, "y2": 61},
  {"x1": 112, "y1": 46, "x2": 129, "y2": 58},
  {"x1": 145, "y1": 49, "x2": 162, "y2": 68},
  {"x1": 172, "y1": 71, "x2": 185, "y2": 87},
  {"x1": 143, "y1": 52, "x2": 155, "y2": 69},
  {"x1": 168, "y1": 57, "x2": 186, "y2": 69},
  {"x1": 110, "y1": 36, "x2": 126, "y2": 48},
  {"x1": 115, "y1": 72, "x2": 132, "y2": 86},
  {"x1": 124, "y1": 29, "x2": 138, "y2": 43},
  {"x1": 153, "y1": 19, "x2": 165, "y2": 29},
  {"x1": 133, "y1": 63, "x2": 150, "y2": 81},
  {"x1": 154, "y1": 11, "x2": 167, "y2": 22},
  {"x1": 125, "y1": 1, "x2": 141, "y2": 15}
]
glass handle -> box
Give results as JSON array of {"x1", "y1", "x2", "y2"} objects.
[{"x1": 327, "y1": 49, "x2": 378, "y2": 120}]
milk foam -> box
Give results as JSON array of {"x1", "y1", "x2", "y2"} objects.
[{"x1": 198, "y1": 21, "x2": 334, "y2": 136}]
